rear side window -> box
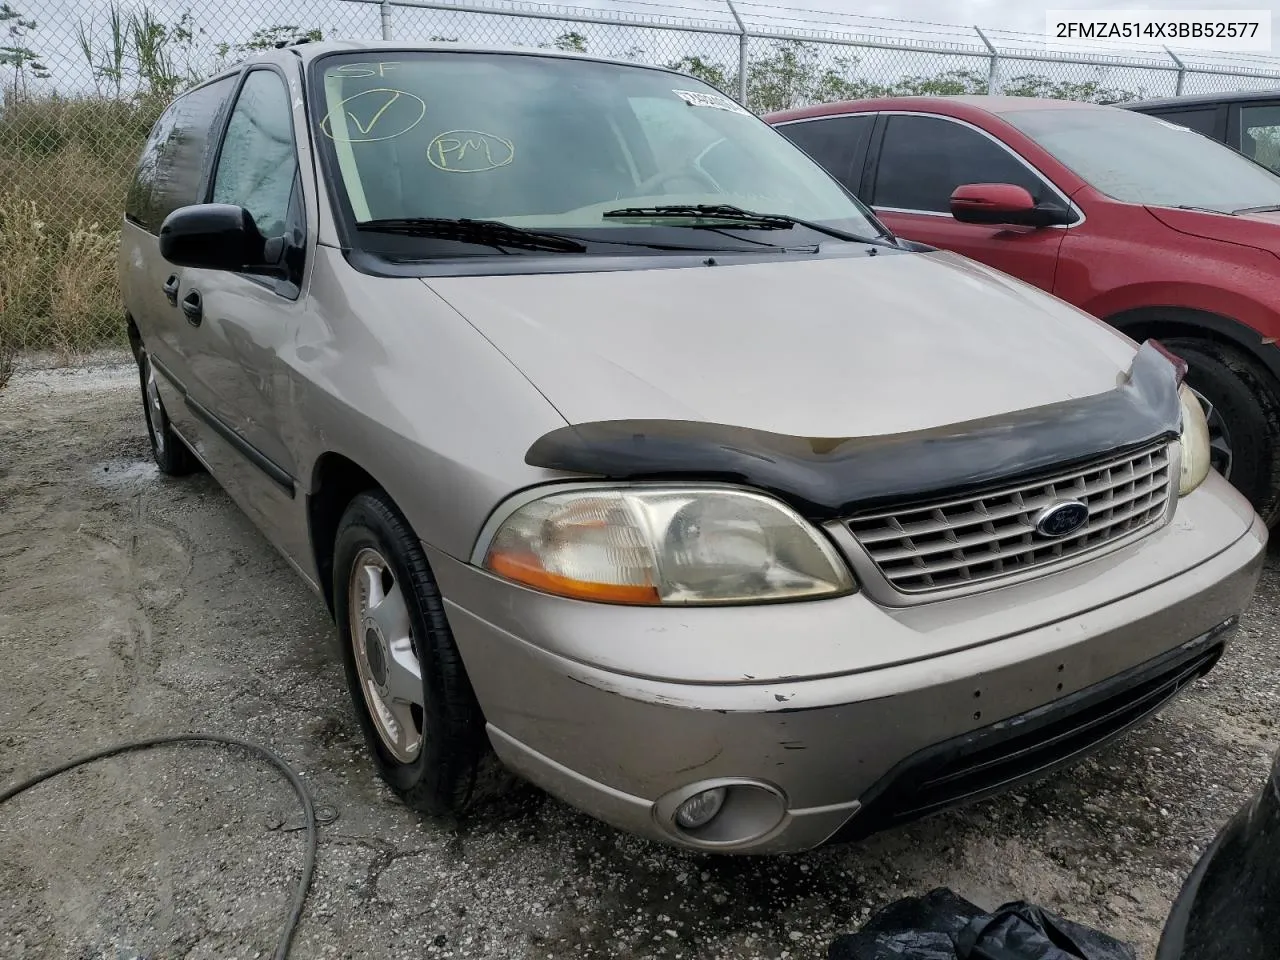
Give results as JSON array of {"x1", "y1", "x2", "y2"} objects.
[
  {"x1": 872, "y1": 114, "x2": 1050, "y2": 213},
  {"x1": 125, "y1": 76, "x2": 237, "y2": 232},
  {"x1": 212, "y1": 70, "x2": 299, "y2": 238},
  {"x1": 1148, "y1": 107, "x2": 1218, "y2": 137},
  {"x1": 776, "y1": 115, "x2": 873, "y2": 193},
  {"x1": 1240, "y1": 103, "x2": 1280, "y2": 174}
]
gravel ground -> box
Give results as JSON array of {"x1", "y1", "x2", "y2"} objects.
[{"x1": 1, "y1": 352, "x2": 1277, "y2": 960}]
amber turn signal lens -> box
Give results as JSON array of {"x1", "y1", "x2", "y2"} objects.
[{"x1": 487, "y1": 550, "x2": 662, "y2": 605}]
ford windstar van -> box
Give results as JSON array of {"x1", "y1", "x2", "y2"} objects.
[{"x1": 119, "y1": 41, "x2": 1265, "y2": 853}]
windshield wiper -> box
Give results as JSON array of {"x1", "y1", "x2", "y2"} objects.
[
  {"x1": 1232, "y1": 204, "x2": 1280, "y2": 214},
  {"x1": 1175, "y1": 204, "x2": 1234, "y2": 215},
  {"x1": 355, "y1": 217, "x2": 587, "y2": 253},
  {"x1": 601, "y1": 204, "x2": 893, "y2": 246}
]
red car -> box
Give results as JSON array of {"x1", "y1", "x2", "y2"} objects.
[{"x1": 767, "y1": 96, "x2": 1280, "y2": 525}]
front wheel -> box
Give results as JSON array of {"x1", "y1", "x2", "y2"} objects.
[
  {"x1": 136, "y1": 347, "x2": 199, "y2": 476},
  {"x1": 1164, "y1": 338, "x2": 1280, "y2": 526},
  {"x1": 333, "y1": 490, "x2": 497, "y2": 815}
]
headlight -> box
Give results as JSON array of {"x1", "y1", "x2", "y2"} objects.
[
  {"x1": 1179, "y1": 383, "x2": 1211, "y2": 496},
  {"x1": 480, "y1": 486, "x2": 854, "y2": 605}
]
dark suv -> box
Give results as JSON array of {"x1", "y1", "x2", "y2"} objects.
[{"x1": 1124, "y1": 89, "x2": 1280, "y2": 175}]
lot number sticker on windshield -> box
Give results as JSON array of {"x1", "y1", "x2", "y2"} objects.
[{"x1": 672, "y1": 89, "x2": 750, "y2": 116}]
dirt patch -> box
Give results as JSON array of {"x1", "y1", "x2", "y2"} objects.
[{"x1": 1, "y1": 353, "x2": 1277, "y2": 959}]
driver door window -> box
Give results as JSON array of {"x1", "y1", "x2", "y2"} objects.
[
  {"x1": 869, "y1": 113, "x2": 1066, "y2": 294},
  {"x1": 872, "y1": 114, "x2": 1052, "y2": 213},
  {"x1": 212, "y1": 70, "x2": 299, "y2": 238}
]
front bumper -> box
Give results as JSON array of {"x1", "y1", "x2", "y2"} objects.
[{"x1": 428, "y1": 481, "x2": 1266, "y2": 854}]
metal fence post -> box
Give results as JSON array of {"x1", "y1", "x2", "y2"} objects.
[
  {"x1": 380, "y1": 0, "x2": 393, "y2": 39},
  {"x1": 726, "y1": 0, "x2": 748, "y2": 106},
  {"x1": 974, "y1": 26, "x2": 998, "y2": 95},
  {"x1": 1165, "y1": 47, "x2": 1186, "y2": 95}
]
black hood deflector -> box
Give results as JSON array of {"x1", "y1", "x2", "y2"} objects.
[{"x1": 524, "y1": 340, "x2": 1184, "y2": 520}]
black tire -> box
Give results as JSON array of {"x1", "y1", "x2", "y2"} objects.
[
  {"x1": 1164, "y1": 337, "x2": 1280, "y2": 526},
  {"x1": 136, "y1": 347, "x2": 199, "y2": 476},
  {"x1": 333, "y1": 490, "x2": 498, "y2": 815}
]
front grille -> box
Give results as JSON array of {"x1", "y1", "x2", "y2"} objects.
[{"x1": 845, "y1": 443, "x2": 1173, "y2": 594}]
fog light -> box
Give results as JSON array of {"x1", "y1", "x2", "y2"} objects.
[{"x1": 675, "y1": 786, "x2": 727, "y2": 829}]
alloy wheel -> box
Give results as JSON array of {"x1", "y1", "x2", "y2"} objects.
[
  {"x1": 1204, "y1": 397, "x2": 1233, "y2": 481},
  {"x1": 348, "y1": 547, "x2": 425, "y2": 763},
  {"x1": 143, "y1": 353, "x2": 166, "y2": 456}
]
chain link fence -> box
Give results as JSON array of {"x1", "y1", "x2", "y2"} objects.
[
  {"x1": 0, "y1": 0, "x2": 382, "y2": 355},
  {"x1": 4, "y1": 0, "x2": 1280, "y2": 357}
]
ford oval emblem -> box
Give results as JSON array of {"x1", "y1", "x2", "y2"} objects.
[{"x1": 1034, "y1": 500, "x2": 1090, "y2": 539}]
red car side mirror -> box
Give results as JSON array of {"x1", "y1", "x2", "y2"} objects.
[{"x1": 950, "y1": 183, "x2": 1072, "y2": 228}]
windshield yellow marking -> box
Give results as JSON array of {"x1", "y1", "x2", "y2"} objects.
[
  {"x1": 320, "y1": 88, "x2": 426, "y2": 143},
  {"x1": 427, "y1": 130, "x2": 515, "y2": 173},
  {"x1": 333, "y1": 62, "x2": 399, "y2": 79},
  {"x1": 348, "y1": 91, "x2": 398, "y2": 135}
]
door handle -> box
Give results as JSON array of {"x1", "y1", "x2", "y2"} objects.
[
  {"x1": 162, "y1": 275, "x2": 180, "y2": 306},
  {"x1": 181, "y1": 290, "x2": 203, "y2": 326}
]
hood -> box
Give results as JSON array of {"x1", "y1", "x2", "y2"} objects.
[
  {"x1": 425, "y1": 249, "x2": 1138, "y2": 438},
  {"x1": 1146, "y1": 204, "x2": 1280, "y2": 255}
]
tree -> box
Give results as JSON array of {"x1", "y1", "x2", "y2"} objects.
[
  {"x1": 0, "y1": 3, "x2": 49, "y2": 100},
  {"x1": 747, "y1": 41, "x2": 823, "y2": 113},
  {"x1": 551, "y1": 31, "x2": 587, "y2": 53},
  {"x1": 666, "y1": 55, "x2": 733, "y2": 93},
  {"x1": 1001, "y1": 73, "x2": 1139, "y2": 104},
  {"x1": 685, "y1": 39, "x2": 1141, "y2": 113},
  {"x1": 894, "y1": 69, "x2": 987, "y2": 96},
  {"x1": 238, "y1": 24, "x2": 324, "y2": 52}
]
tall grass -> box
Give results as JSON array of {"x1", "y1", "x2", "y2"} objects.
[
  {"x1": 0, "y1": 95, "x2": 159, "y2": 358},
  {"x1": 0, "y1": 5, "x2": 324, "y2": 363},
  {"x1": 0, "y1": 1, "x2": 217, "y2": 362}
]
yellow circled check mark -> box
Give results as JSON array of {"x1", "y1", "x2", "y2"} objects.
[{"x1": 347, "y1": 90, "x2": 401, "y2": 136}]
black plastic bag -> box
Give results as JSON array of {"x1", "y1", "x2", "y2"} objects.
[{"x1": 830, "y1": 888, "x2": 1136, "y2": 960}]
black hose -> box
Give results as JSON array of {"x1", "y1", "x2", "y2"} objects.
[{"x1": 0, "y1": 734, "x2": 317, "y2": 960}]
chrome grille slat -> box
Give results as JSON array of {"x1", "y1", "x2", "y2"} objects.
[
  {"x1": 879, "y1": 498, "x2": 1168, "y2": 578},
  {"x1": 846, "y1": 444, "x2": 1174, "y2": 594},
  {"x1": 862, "y1": 471, "x2": 1169, "y2": 549}
]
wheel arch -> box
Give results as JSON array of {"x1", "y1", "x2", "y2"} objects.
[
  {"x1": 1104, "y1": 306, "x2": 1280, "y2": 386},
  {"x1": 308, "y1": 452, "x2": 385, "y2": 617},
  {"x1": 125, "y1": 312, "x2": 143, "y2": 362}
]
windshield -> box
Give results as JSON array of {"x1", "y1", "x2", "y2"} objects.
[
  {"x1": 311, "y1": 51, "x2": 883, "y2": 255},
  {"x1": 1002, "y1": 107, "x2": 1280, "y2": 213}
]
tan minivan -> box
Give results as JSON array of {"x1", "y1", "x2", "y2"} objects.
[{"x1": 120, "y1": 40, "x2": 1265, "y2": 853}]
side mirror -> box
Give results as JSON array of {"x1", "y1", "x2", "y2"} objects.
[
  {"x1": 949, "y1": 183, "x2": 1073, "y2": 228},
  {"x1": 158, "y1": 204, "x2": 282, "y2": 276}
]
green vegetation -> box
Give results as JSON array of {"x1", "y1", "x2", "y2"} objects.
[
  {"x1": 667, "y1": 40, "x2": 1141, "y2": 113},
  {"x1": 0, "y1": 4, "x2": 335, "y2": 364}
]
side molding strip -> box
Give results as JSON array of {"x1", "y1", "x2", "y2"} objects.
[{"x1": 150, "y1": 354, "x2": 296, "y2": 499}]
